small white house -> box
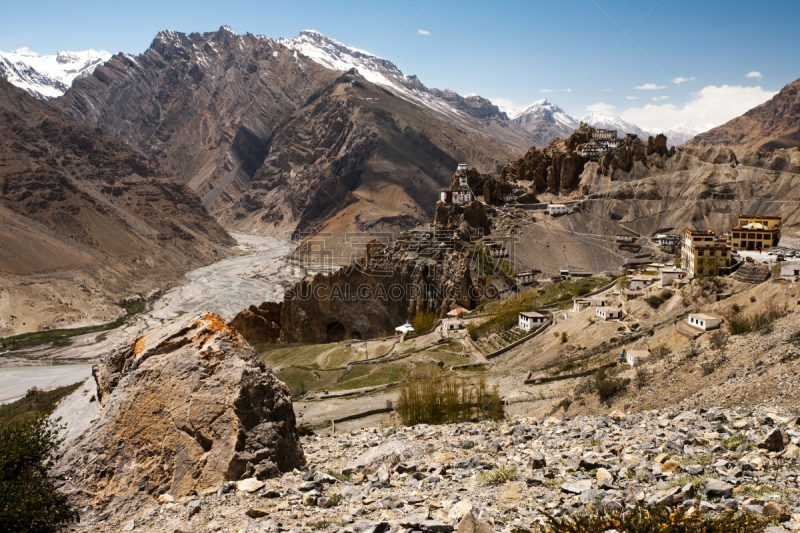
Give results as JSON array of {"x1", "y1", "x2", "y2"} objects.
[
  {"x1": 687, "y1": 313, "x2": 723, "y2": 331},
  {"x1": 654, "y1": 234, "x2": 679, "y2": 247},
  {"x1": 517, "y1": 272, "x2": 536, "y2": 285},
  {"x1": 661, "y1": 269, "x2": 685, "y2": 287},
  {"x1": 442, "y1": 319, "x2": 464, "y2": 332},
  {"x1": 457, "y1": 163, "x2": 468, "y2": 172},
  {"x1": 518, "y1": 311, "x2": 547, "y2": 331},
  {"x1": 589, "y1": 297, "x2": 609, "y2": 307},
  {"x1": 596, "y1": 306, "x2": 622, "y2": 320},
  {"x1": 626, "y1": 349, "x2": 651, "y2": 366},
  {"x1": 549, "y1": 204, "x2": 569, "y2": 216}
]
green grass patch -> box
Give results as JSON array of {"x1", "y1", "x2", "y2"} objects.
[
  {"x1": 479, "y1": 466, "x2": 518, "y2": 484},
  {"x1": 0, "y1": 382, "x2": 83, "y2": 425},
  {"x1": 327, "y1": 364, "x2": 407, "y2": 391}
]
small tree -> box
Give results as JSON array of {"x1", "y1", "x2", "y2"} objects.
[
  {"x1": 561, "y1": 332, "x2": 568, "y2": 344},
  {"x1": 0, "y1": 414, "x2": 77, "y2": 532}
]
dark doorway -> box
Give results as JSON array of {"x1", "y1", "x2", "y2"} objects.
[{"x1": 326, "y1": 321, "x2": 346, "y2": 342}]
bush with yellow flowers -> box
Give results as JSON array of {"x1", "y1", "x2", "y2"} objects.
[{"x1": 522, "y1": 505, "x2": 773, "y2": 533}]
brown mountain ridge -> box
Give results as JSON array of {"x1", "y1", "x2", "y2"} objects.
[
  {"x1": 54, "y1": 27, "x2": 521, "y2": 262},
  {"x1": 0, "y1": 77, "x2": 234, "y2": 337},
  {"x1": 684, "y1": 77, "x2": 800, "y2": 153}
]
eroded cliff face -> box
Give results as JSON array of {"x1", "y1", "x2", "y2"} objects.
[
  {"x1": 52, "y1": 313, "x2": 304, "y2": 523},
  {"x1": 229, "y1": 200, "x2": 498, "y2": 345},
  {"x1": 278, "y1": 247, "x2": 479, "y2": 344}
]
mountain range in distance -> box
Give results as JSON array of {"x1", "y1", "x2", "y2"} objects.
[
  {"x1": 0, "y1": 47, "x2": 110, "y2": 101},
  {"x1": 0, "y1": 29, "x2": 697, "y2": 148}
]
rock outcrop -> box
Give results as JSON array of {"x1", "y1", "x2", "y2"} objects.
[
  {"x1": 501, "y1": 127, "x2": 592, "y2": 194},
  {"x1": 52, "y1": 312, "x2": 304, "y2": 523},
  {"x1": 229, "y1": 302, "x2": 283, "y2": 346}
]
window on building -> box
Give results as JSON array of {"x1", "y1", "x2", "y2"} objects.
[{"x1": 733, "y1": 233, "x2": 739, "y2": 238}]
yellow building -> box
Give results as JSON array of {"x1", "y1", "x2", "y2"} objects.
[
  {"x1": 730, "y1": 213, "x2": 781, "y2": 251},
  {"x1": 681, "y1": 228, "x2": 731, "y2": 276}
]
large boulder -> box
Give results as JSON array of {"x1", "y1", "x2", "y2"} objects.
[{"x1": 51, "y1": 312, "x2": 304, "y2": 523}]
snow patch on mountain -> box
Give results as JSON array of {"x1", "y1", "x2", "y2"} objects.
[
  {"x1": 0, "y1": 47, "x2": 111, "y2": 101},
  {"x1": 278, "y1": 30, "x2": 505, "y2": 125}
]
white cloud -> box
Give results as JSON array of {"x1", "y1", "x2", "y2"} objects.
[
  {"x1": 489, "y1": 98, "x2": 522, "y2": 115},
  {"x1": 539, "y1": 89, "x2": 552, "y2": 93},
  {"x1": 672, "y1": 76, "x2": 695, "y2": 84},
  {"x1": 564, "y1": 88, "x2": 572, "y2": 93},
  {"x1": 625, "y1": 96, "x2": 638, "y2": 100},
  {"x1": 601, "y1": 88, "x2": 611, "y2": 92},
  {"x1": 417, "y1": 29, "x2": 430, "y2": 35},
  {"x1": 620, "y1": 84, "x2": 778, "y2": 131},
  {"x1": 652, "y1": 95, "x2": 669, "y2": 101},
  {"x1": 635, "y1": 83, "x2": 666, "y2": 90},
  {"x1": 586, "y1": 102, "x2": 616, "y2": 113},
  {"x1": 746, "y1": 71, "x2": 762, "y2": 78}
]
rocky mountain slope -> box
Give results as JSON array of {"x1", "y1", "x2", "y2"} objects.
[
  {"x1": 279, "y1": 31, "x2": 534, "y2": 152},
  {"x1": 52, "y1": 312, "x2": 305, "y2": 524},
  {"x1": 684, "y1": 77, "x2": 800, "y2": 153},
  {"x1": 0, "y1": 47, "x2": 110, "y2": 101},
  {"x1": 54, "y1": 27, "x2": 521, "y2": 261},
  {"x1": 0, "y1": 78, "x2": 234, "y2": 336}
]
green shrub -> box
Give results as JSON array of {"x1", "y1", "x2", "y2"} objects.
[
  {"x1": 0, "y1": 414, "x2": 77, "y2": 532},
  {"x1": 594, "y1": 368, "x2": 630, "y2": 404},
  {"x1": 479, "y1": 466, "x2": 517, "y2": 485},
  {"x1": 297, "y1": 424, "x2": 315, "y2": 437},
  {"x1": 534, "y1": 505, "x2": 772, "y2": 533},
  {"x1": 721, "y1": 433, "x2": 757, "y2": 451},
  {"x1": 411, "y1": 311, "x2": 437, "y2": 334}
]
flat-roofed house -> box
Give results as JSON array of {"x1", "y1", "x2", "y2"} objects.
[
  {"x1": 626, "y1": 349, "x2": 651, "y2": 366},
  {"x1": 518, "y1": 311, "x2": 547, "y2": 331},
  {"x1": 730, "y1": 213, "x2": 781, "y2": 251},
  {"x1": 629, "y1": 275, "x2": 658, "y2": 291},
  {"x1": 661, "y1": 269, "x2": 685, "y2": 287},
  {"x1": 596, "y1": 307, "x2": 622, "y2": 320},
  {"x1": 687, "y1": 313, "x2": 723, "y2": 331}
]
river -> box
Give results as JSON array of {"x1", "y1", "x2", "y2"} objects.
[{"x1": 0, "y1": 233, "x2": 302, "y2": 404}]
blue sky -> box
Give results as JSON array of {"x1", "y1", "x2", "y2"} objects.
[{"x1": 3, "y1": 0, "x2": 799, "y2": 130}]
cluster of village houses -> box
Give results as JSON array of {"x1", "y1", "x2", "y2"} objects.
[
  {"x1": 574, "y1": 125, "x2": 640, "y2": 159},
  {"x1": 425, "y1": 161, "x2": 796, "y2": 365}
]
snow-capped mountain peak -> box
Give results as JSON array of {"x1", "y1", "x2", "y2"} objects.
[
  {"x1": 0, "y1": 47, "x2": 111, "y2": 101},
  {"x1": 278, "y1": 31, "x2": 507, "y2": 125}
]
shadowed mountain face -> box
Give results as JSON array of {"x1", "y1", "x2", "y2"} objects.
[
  {"x1": 54, "y1": 28, "x2": 521, "y2": 260},
  {"x1": 684, "y1": 77, "x2": 800, "y2": 153},
  {"x1": 0, "y1": 77, "x2": 234, "y2": 336}
]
